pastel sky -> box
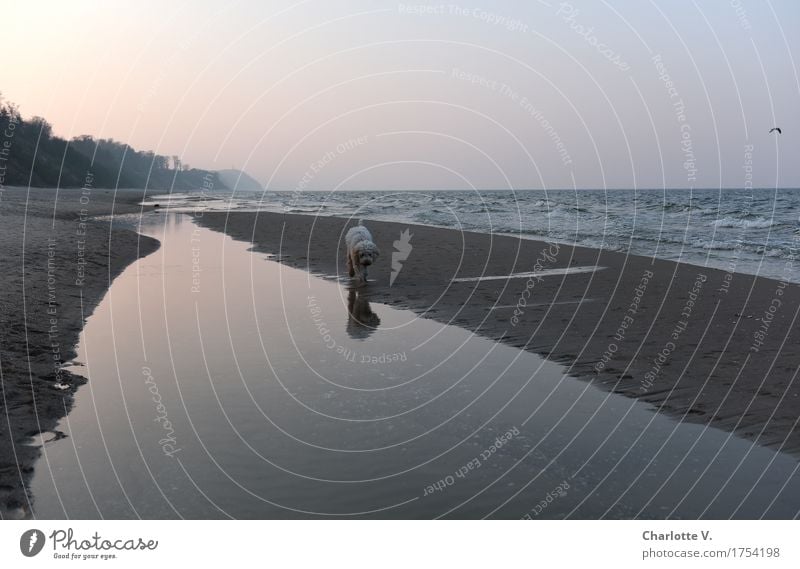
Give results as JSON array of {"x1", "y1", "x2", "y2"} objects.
[{"x1": 5, "y1": 0, "x2": 799, "y2": 190}]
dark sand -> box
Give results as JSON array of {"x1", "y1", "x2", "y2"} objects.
[
  {"x1": 196, "y1": 211, "x2": 800, "y2": 459},
  {"x1": 3, "y1": 198, "x2": 798, "y2": 517},
  {"x1": 0, "y1": 187, "x2": 158, "y2": 516}
]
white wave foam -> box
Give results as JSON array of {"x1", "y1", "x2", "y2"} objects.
[{"x1": 712, "y1": 216, "x2": 776, "y2": 229}]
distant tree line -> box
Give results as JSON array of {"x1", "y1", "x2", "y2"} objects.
[{"x1": 0, "y1": 94, "x2": 226, "y2": 190}]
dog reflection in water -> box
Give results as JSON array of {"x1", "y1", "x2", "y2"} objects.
[{"x1": 346, "y1": 289, "x2": 380, "y2": 339}]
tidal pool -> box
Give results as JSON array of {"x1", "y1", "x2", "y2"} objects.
[{"x1": 30, "y1": 213, "x2": 800, "y2": 519}]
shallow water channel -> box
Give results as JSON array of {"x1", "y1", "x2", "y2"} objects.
[{"x1": 30, "y1": 213, "x2": 800, "y2": 519}]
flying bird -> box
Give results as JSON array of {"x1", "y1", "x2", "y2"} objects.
[{"x1": 769, "y1": 127, "x2": 782, "y2": 134}]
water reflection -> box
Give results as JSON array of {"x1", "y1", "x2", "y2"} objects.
[
  {"x1": 346, "y1": 289, "x2": 381, "y2": 340},
  {"x1": 28, "y1": 213, "x2": 800, "y2": 520}
]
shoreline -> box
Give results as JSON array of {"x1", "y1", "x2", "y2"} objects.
[
  {"x1": 196, "y1": 210, "x2": 800, "y2": 459},
  {"x1": 2, "y1": 194, "x2": 798, "y2": 517},
  {"x1": 140, "y1": 187, "x2": 800, "y2": 285},
  {"x1": 32, "y1": 211, "x2": 800, "y2": 520},
  {"x1": 0, "y1": 187, "x2": 159, "y2": 517}
]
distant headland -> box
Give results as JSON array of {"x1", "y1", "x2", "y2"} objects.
[{"x1": 0, "y1": 95, "x2": 259, "y2": 192}]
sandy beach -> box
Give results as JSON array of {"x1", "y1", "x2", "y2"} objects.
[
  {"x1": 0, "y1": 187, "x2": 158, "y2": 516},
  {"x1": 25, "y1": 209, "x2": 800, "y2": 520},
  {"x1": 2, "y1": 196, "x2": 799, "y2": 518},
  {"x1": 196, "y1": 211, "x2": 800, "y2": 458},
  {"x1": 7, "y1": 0, "x2": 800, "y2": 558}
]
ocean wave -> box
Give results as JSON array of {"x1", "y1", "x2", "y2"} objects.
[
  {"x1": 712, "y1": 216, "x2": 777, "y2": 229},
  {"x1": 463, "y1": 206, "x2": 513, "y2": 214},
  {"x1": 689, "y1": 238, "x2": 797, "y2": 260},
  {"x1": 578, "y1": 238, "x2": 627, "y2": 252},
  {"x1": 284, "y1": 206, "x2": 322, "y2": 213},
  {"x1": 493, "y1": 226, "x2": 551, "y2": 237},
  {"x1": 757, "y1": 247, "x2": 788, "y2": 258},
  {"x1": 140, "y1": 188, "x2": 800, "y2": 281},
  {"x1": 544, "y1": 205, "x2": 594, "y2": 217},
  {"x1": 693, "y1": 239, "x2": 737, "y2": 251},
  {"x1": 654, "y1": 200, "x2": 705, "y2": 213}
]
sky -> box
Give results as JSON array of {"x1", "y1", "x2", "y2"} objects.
[{"x1": 5, "y1": 0, "x2": 799, "y2": 190}]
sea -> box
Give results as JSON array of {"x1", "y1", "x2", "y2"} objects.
[{"x1": 142, "y1": 187, "x2": 800, "y2": 283}]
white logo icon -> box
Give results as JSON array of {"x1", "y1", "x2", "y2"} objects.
[
  {"x1": 390, "y1": 229, "x2": 413, "y2": 286},
  {"x1": 20, "y1": 529, "x2": 46, "y2": 557}
]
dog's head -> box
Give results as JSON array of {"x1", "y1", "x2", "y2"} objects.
[{"x1": 354, "y1": 240, "x2": 380, "y2": 267}]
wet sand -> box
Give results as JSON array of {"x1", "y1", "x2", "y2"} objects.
[
  {"x1": 3, "y1": 195, "x2": 799, "y2": 518},
  {"x1": 30, "y1": 214, "x2": 800, "y2": 519},
  {"x1": 0, "y1": 187, "x2": 158, "y2": 516},
  {"x1": 196, "y1": 211, "x2": 800, "y2": 458}
]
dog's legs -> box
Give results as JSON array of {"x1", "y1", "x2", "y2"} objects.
[
  {"x1": 347, "y1": 253, "x2": 355, "y2": 277},
  {"x1": 351, "y1": 258, "x2": 362, "y2": 283}
]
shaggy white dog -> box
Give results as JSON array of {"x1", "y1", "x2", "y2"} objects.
[{"x1": 345, "y1": 221, "x2": 380, "y2": 283}]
